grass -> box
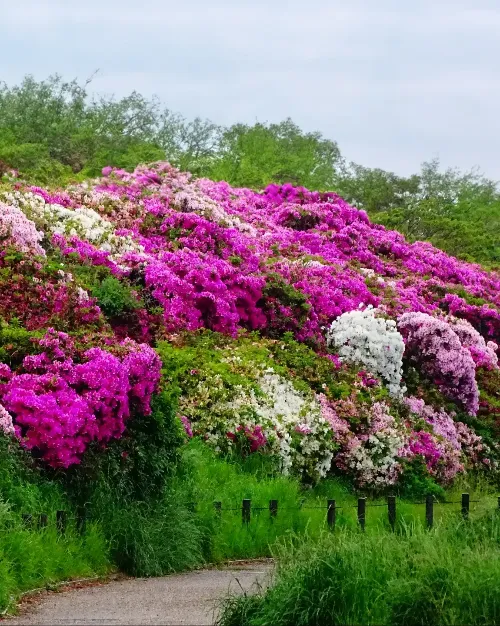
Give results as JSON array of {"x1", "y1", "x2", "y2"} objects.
[
  {"x1": 0, "y1": 509, "x2": 110, "y2": 613},
  {"x1": 217, "y1": 512, "x2": 500, "y2": 626},
  {"x1": 1, "y1": 435, "x2": 498, "y2": 616},
  {"x1": 177, "y1": 440, "x2": 498, "y2": 562}
]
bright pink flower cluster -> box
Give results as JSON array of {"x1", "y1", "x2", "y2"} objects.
[{"x1": 0, "y1": 330, "x2": 161, "y2": 467}]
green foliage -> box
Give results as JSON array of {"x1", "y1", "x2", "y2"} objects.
[
  {"x1": 218, "y1": 513, "x2": 500, "y2": 626},
  {"x1": 0, "y1": 319, "x2": 41, "y2": 369},
  {"x1": 64, "y1": 391, "x2": 183, "y2": 505},
  {"x1": 91, "y1": 276, "x2": 141, "y2": 319},
  {"x1": 0, "y1": 433, "x2": 110, "y2": 612},
  {"x1": 1, "y1": 75, "x2": 499, "y2": 267},
  {"x1": 338, "y1": 158, "x2": 500, "y2": 268},
  {"x1": 207, "y1": 119, "x2": 341, "y2": 190}
]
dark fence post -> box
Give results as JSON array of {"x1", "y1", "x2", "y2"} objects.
[
  {"x1": 357, "y1": 498, "x2": 366, "y2": 531},
  {"x1": 497, "y1": 496, "x2": 500, "y2": 512},
  {"x1": 327, "y1": 499, "x2": 336, "y2": 530},
  {"x1": 242, "y1": 499, "x2": 251, "y2": 526},
  {"x1": 461, "y1": 493, "x2": 470, "y2": 521},
  {"x1": 269, "y1": 500, "x2": 278, "y2": 520},
  {"x1": 22, "y1": 514, "x2": 33, "y2": 529},
  {"x1": 426, "y1": 495, "x2": 434, "y2": 529},
  {"x1": 214, "y1": 501, "x2": 222, "y2": 518},
  {"x1": 56, "y1": 510, "x2": 67, "y2": 534},
  {"x1": 388, "y1": 496, "x2": 396, "y2": 532},
  {"x1": 38, "y1": 514, "x2": 48, "y2": 529}
]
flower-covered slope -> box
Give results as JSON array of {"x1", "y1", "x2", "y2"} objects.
[{"x1": 1, "y1": 162, "x2": 499, "y2": 487}]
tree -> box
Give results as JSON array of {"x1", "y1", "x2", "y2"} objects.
[{"x1": 207, "y1": 119, "x2": 341, "y2": 189}]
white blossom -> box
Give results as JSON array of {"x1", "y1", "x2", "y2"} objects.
[{"x1": 326, "y1": 305, "x2": 406, "y2": 397}]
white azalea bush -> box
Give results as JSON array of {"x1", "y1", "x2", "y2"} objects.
[
  {"x1": 180, "y1": 365, "x2": 337, "y2": 482},
  {"x1": 326, "y1": 305, "x2": 406, "y2": 397}
]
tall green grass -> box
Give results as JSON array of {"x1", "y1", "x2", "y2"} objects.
[
  {"x1": 177, "y1": 441, "x2": 498, "y2": 563},
  {"x1": 218, "y1": 513, "x2": 500, "y2": 626},
  {"x1": 0, "y1": 502, "x2": 110, "y2": 613},
  {"x1": 1, "y1": 434, "x2": 497, "y2": 616},
  {"x1": 0, "y1": 435, "x2": 111, "y2": 613}
]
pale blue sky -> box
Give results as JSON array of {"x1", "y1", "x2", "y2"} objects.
[{"x1": 3, "y1": 0, "x2": 499, "y2": 180}]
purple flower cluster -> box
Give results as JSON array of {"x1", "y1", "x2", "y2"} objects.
[{"x1": 398, "y1": 312, "x2": 480, "y2": 415}]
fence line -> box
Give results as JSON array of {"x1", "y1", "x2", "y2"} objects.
[{"x1": 1, "y1": 493, "x2": 498, "y2": 536}]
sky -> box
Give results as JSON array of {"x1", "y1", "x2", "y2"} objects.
[{"x1": 3, "y1": 0, "x2": 500, "y2": 180}]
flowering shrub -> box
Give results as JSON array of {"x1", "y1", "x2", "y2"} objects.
[
  {"x1": 446, "y1": 316, "x2": 498, "y2": 370},
  {"x1": 404, "y1": 396, "x2": 489, "y2": 481},
  {"x1": 398, "y1": 312, "x2": 479, "y2": 415},
  {"x1": 0, "y1": 403, "x2": 15, "y2": 436},
  {"x1": 335, "y1": 401, "x2": 407, "y2": 488},
  {"x1": 326, "y1": 306, "x2": 405, "y2": 397},
  {"x1": 0, "y1": 162, "x2": 499, "y2": 487},
  {"x1": 0, "y1": 329, "x2": 161, "y2": 467},
  {"x1": 0, "y1": 203, "x2": 45, "y2": 256}
]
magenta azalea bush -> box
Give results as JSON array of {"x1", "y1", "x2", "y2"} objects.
[
  {"x1": 1, "y1": 161, "x2": 499, "y2": 486},
  {"x1": 0, "y1": 329, "x2": 160, "y2": 467}
]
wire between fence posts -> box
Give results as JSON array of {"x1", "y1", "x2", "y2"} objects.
[
  {"x1": 269, "y1": 500, "x2": 278, "y2": 521},
  {"x1": 357, "y1": 498, "x2": 366, "y2": 531},
  {"x1": 242, "y1": 499, "x2": 251, "y2": 526},
  {"x1": 327, "y1": 500, "x2": 336, "y2": 530},
  {"x1": 426, "y1": 495, "x2": 434, "y2": 529},
  {"x1": 388, "y1": 496, "x2": 396, "y2": 532},
  {"x1": 22, "y1": 514, "x2": 33, "y2": 529},
  {"x1": 56, "y1": 510, "x2": 67, "y2": 535},
  {"x1": 461, "y1": 493, "x2": 470, "y2": 521}
]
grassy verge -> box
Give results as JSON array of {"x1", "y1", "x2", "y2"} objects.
[
  {"x1": 179, "y1": 440, "x2": 498, "y2": 562},
  {"x1": 218, "y1": 513, "x2": 500, "y2": 626},
  {"x1": 1, "y1": 436, "x2": 497, "y2": 615}
]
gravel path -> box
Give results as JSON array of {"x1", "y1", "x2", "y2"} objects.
[{"x1": 6, "y1": 562, "x2": 273, "y2": 626}]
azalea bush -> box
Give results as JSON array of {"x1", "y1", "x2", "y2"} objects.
[
  {"x1": 159, "y1": 332, "x2": 496, "y2": 488},
  {"x1": 0, "y1": 161, "x2": 499, "y2": 491}
]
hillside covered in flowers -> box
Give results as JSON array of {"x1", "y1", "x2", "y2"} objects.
[{"x1": 1, "y1": 162, "x2": 500, "y2": 491}]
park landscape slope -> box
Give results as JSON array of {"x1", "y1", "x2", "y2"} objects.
[{"x1": 1, "y1": 161, "x2": 500, "y2": 490}]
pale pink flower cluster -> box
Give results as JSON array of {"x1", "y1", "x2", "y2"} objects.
[
  {"x1": 0, "y1": 203, "x2": 45, "y2": 256},
  {"x1": 0, "y1": 403, "x2": 15, "y2": 437},
  {"x1": 398, "y1": 312, "x2": 479, "y2": 415},
  {"x1": 446, "y1": 316, "x2": 498, "y2": 370}
]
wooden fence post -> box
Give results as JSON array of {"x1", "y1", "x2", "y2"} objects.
[
  {"x1": 214, "y1": 501, "x2": 222, "y2": 518},
  {"x1": 38, "y1": 514, "x2": 48, "y2": 529},
  {"x1": 242, "y1": 499, "x2": 251, "y2": 526},
  {"x1": 426, "y1": 495, "x2": 434, "y2": 529},
  {"x1": 357, "y1": 498, "x2": 366, "y2": 531},
  {"x1": 388, "y1": 496, "x2": 396, "y2": 532},
  {"x1": 461, "y1": 493, "x2": 470, "y2": 521},
  {"x1": 269, "y1": 500, "x2": 278, "y2": 520},
  {"x1": 56, "y1": 510, "x2": 67, "y2": 534},
  {"x1": 327, "y1": 499, "x2": 336, "y2": 530}
]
